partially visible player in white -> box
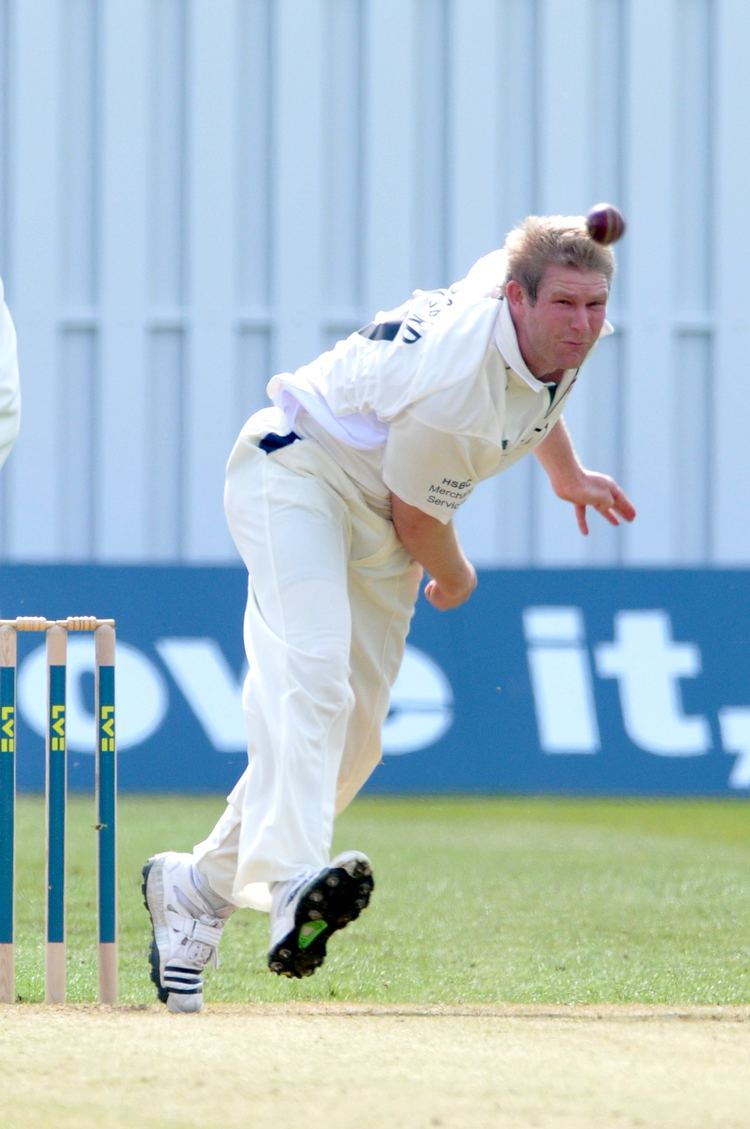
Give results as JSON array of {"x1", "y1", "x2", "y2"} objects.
[
  {"x1": 0, "y1": 277, "x2": 20, "y2": 470},
  {"x1": 144, "y1": 215, "x2": 636, "y2": 1012}
]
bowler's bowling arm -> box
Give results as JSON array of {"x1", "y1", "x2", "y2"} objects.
[{"x1": 390, "y1": 493, "x2": 477, "y2": 611}]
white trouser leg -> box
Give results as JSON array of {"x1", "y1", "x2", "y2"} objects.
[
  {"x1": 195, "y1": 431, "x2": 419, "y2": 908},
  {"x1": 230, "y1": 442, "x2": 354, "y2": 892},
  {"x1": 192, "y1": 799, "x2": 247, "y2": 905},
  {"x1": 334, "y1": 514, "x2": 422, "y2": 811}
]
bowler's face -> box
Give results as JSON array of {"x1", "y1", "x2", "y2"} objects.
[{"x1": 507, "y1": 265, "x2": 609, "y2": 382}]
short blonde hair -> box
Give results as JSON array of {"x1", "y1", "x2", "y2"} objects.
[{"x1": 503, "y1": 215, "x2": 616, "y2": 302}]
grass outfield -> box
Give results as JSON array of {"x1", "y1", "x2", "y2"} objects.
[{"x1": 8, "y1": 794, "x2": 750, "y2": 1006}]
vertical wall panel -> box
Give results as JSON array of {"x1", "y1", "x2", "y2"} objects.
[
  {"x1": 184, "y1": 0, "x2": 237, "y2": 560},
  {"x1": 145, "y1": 330, "x2": 184, "y2": 558},
  {"x1": 590, "y1": 0, "x2": 626, "y2": 208},
  {"x1": 97, "y1": 0, "x2": 150, "y2": 560},
  {"x1": 58, "y1": 330, "x2": 96, "y2": 557},
  {"x1": 447, "y1": 0, "x2": 503, "y2": 278},
  {"x1": 362, "y1": 0, "x2": 419, "y2": 311},
  {"x1": 675, "y1": 0, "x2": 711, "y2": 318},
  {"x1": 496, "y1": 0, "x2": 538, "y2": 226},
  {"x1": 272, "y1": 0, "x2": 325, "y2": 374},
  {"x1": 149, "y1": 0, "x2": 186, "y2": 309},
  {"x1": 538, "y1": 0, "x2": 591, "y2": 217},
  {"x1": 712, "y1": 0, "x2": 750, "y2": 562},
  {"x1": 235, "y1": 330, "x2": 271, "y2": 426},
  {"x1": 674, "y1": 333, "x2": 711, "y2": 561},
  {"x1": 671, "y1": 0, "x2": 712, "y2": 562},
  {"x1": 61, "y1": 0, "x2": 97, "y2": 310},
  {"x1": 147, "y1": 2, "x2": 187, "y2": 558},
  {"x1": 58, "y1": 5, "x2": 98, "y2": 554},
  {"x1": 321, "y1": 0, "x2": 363, "y2": 325},
  {"x1": 236, "y1": 0, "x2": 273, "y2": 418},
  {"x1": 237, "y1": 0, "x2": 272, "y2": 312},
  {"x1": 621, "y1": 0, "x2": 678, "y2": 562},
  {"x1": 6, "y1": 0, "x2": 63, "y2": 558},
  {"x1": 412, "y1": 0, "x2": 449, "y2": 290}
]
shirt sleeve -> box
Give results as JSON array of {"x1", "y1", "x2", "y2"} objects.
[
  {"x1": 0, "y1": 283, "x2": 20, "y2": 471},
  {"x1": 382, "y1": 412, "x2": 478, "y2": 524}
]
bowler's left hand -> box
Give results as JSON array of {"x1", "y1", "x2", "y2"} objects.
[{"x1": 560, "y1": 472, "x2": 636, "y2": 536}]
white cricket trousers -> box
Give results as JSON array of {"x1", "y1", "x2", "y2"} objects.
[{"x1": 193, "y1": 410, "x2": 421, "y2": 910}]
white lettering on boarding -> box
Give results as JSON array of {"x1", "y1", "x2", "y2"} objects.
[{"x1": 524, "y1": 606, "x2": 748, "y2": 788}]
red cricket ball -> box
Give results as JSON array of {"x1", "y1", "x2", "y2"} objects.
[{"x1": 585, "y1": 203, "x2": 626, "y2": 245}]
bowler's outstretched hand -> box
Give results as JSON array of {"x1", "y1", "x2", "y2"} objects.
[{"x1": 566, "y1": 472, "x2": 636, "y2": 536}]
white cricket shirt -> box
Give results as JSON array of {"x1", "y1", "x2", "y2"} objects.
[{"x1": 267, "y1": 251, "x2": 612, "y2": 522}]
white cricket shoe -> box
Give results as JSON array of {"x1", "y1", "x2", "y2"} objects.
[
  {"x1": 142, "y1": 851, "x2": 230, "y2": 1013},
  {"x1": 268, "y1": 851, "x2": 374, "y2": 979}
]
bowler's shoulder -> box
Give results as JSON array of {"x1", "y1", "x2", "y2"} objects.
[{"x1": 455, "y1": 249, "x2": 507, "y2": 299}]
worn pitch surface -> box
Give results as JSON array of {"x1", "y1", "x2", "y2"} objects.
[{"x1": 0, "y1": 1003, "x2": 747, "y2": 1129}]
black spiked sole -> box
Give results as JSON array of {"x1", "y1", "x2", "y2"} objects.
[{"x1": 268, "y1": 857, "x2": 374, "y2": 979}]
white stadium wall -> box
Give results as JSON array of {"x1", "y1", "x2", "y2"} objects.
[{"x1": 0, "y1": 0, "x2": 748, "y2": 567}]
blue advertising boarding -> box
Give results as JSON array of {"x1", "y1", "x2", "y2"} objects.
[{"x1": 2, "y1": 564, "x2": 749, "y2": 797}]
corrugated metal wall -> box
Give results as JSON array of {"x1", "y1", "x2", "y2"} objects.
[{"x1": 0, "y1": 0, "x2": 747, "y2": 566}]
